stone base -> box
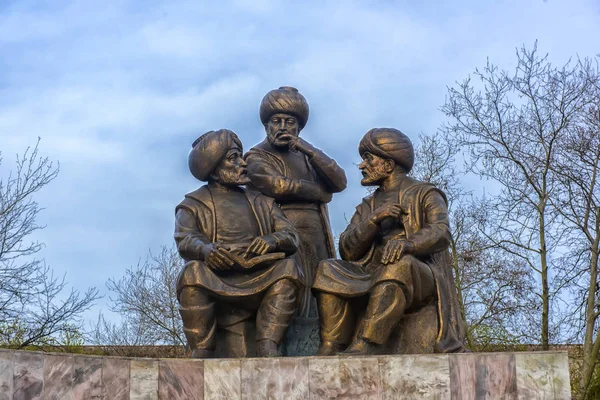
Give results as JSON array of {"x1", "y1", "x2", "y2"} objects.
[
  {"x1": 282, "y1": 316, "x2": 320, "y2": 356},
  {"x1": 0, "y1": 349, "x2": 571, "y2": 399}
]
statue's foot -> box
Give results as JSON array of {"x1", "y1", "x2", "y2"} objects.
[
  {"x1": 190, "y1": 348, "x2": 214, "y2": 359},
  {"x1": 339, "y1": 338, "x2": 377, "y2": 356},
  {"x1": 317, "y1": 340, "x2": 345, "y2": 356},
  {"x1": 257, "y1": 340, "x2": 281, "y2": 357}
]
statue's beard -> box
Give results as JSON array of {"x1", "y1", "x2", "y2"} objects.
[
  {"x1": 216, "y1": 169, "x2": 251, "y2": 186},
  {"x1": 360, "y1": 166, "x2": 389, "y2": 186}
]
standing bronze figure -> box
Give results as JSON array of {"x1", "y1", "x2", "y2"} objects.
[
  {"x1": 174, "y1": 129, "x2": 303, "y2": 358},
  {"x1": 312, "y1": 128, "x2": 466, "y2": 355},
  {"x1": 245, "y1": 87, "x2": 347, "y2": 317}
]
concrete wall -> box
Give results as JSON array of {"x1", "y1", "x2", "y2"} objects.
[{"x1": 0, "y1": 348, "x2": 570, "y2": 399}]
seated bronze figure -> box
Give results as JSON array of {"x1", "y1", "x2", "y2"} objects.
[
  {"x1": 174, "y1": 129, "x2": 303, "y2": 358},
  {"x1": 313, "y1": 128, "x2": 466, "y2": 356}
]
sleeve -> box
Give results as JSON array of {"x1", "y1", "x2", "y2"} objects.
[
  {"x1": 174, "y1": 205, "x2": 211, "y2": 261},
  {"x1": 245, "y1": 151, "x2": 324, "y2": 202},
  {"x1": 406, "y1": 189, "x2": 452, "y2": 256},
  {"x1": 339, "y1": 202, "x2": 380, "y2": 261},
  {"x1": 267, "y1": 201, "x2": 300, "y2": 256},
  {"x1": 305, "y1": 146, "x2": 347, "y2": 193}
]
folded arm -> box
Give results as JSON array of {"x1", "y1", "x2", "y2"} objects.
[
  {"x1": 299, "y1": 141, "x2": 347, "y2": 193},
  {"x1": 245, "y1": 152, "x2": 326, "y2": 203}
]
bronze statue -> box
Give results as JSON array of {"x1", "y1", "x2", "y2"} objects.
[
  {"x1": 174, "y1": 129, "x2": 303, "y2": 358},
  {"x1": 245, "y1": 87, "x2": 347, "y2": 317},
  {"x1": 312, "y1": 128, "x2": 466, "y2": 355}
]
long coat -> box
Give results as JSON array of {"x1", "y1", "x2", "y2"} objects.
[
  {"x1": 335, "y1": 177, "x2": 466, "y2": 353},
  {"x1": 244, "y1": 140, "x2": 341, "y2": 258},
  {"x1": 174, "y1": 186, "x2": 303, "y2": 304}
]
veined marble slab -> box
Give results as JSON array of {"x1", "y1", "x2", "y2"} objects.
[
  {"x1": 72, "y1": 355, "x2": 103, "y2": 399},
  {"x1": 158, "y1": 358, "x2": 204, "y2": 400},
  {"x1": 309, "y1": 356, "x2": 380, "y2": 399},
  {"x1": 130, "y1": 359, "x2": 159, "y2": 400},
  {"x1": 0, "y1": 349, "x2": 572, "y2": 399},
  {"x1": 44, "y1": 354, "x2": 74, "y2": 400},
  {"x1": 13, "y1": 351, "x2": 44, "y2": 400},
  {"x1": 449, "y1": 352, "x2": 517, "y2": 400},
  {"x1": 241, "y1": 357, "x2": 309, "y2": 399},
  {"x1": 204, "y1": 359, "x2": 241, "y2": 400},
  {"x1": 515, "y1": 352, "x2": 571, "y2": 400},
  {"x1": 379, "y1": 354, "x2": 450, "y2": 399},
  {"x1": 102, "y1": 357, "x2": 130, "y2": 400},
  {"x1": 0, "y1": 351, "x2": 13, "y2": 400}
]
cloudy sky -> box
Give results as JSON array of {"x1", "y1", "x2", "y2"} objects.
[{"x1": 1, "y1": 0, "x2": 599, "y2": 321}]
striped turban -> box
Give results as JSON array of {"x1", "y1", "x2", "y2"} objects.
[
  {"x1": 259, "y1": 86, "x2": 310, "y2": 130},
  {"x1": 188, "y1": 129, "x2": 243, "y2": 181},
  {"x1": 358, "y1": 128, "x2": 414, "y2": 172}
]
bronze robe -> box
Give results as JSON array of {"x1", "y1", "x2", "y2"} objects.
[
  {"x1": 313, "y1": 177, "x2": 466, "y2": 353},
  {"x1": 245, "y1": 139, "x2": 346, "y2": 316},
  {"x1": 174, "y1": 186, "x2": 303, "y2": 306}
]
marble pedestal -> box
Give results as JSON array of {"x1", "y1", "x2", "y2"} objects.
[{"x1": 0, "y1": 349, "x2": 570, "y2": 399}]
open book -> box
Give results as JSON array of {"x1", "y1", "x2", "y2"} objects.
[{"x1": 228, "y1": 252, "x2": 286, "y2": 270}]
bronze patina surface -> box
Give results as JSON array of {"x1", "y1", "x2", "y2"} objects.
[
  {"x1": 174, "y1": 129, "x2": 303, "y2": 358},
  {"x1": 245, "y1": 86, "x2": 347, "y2": 317},
  {"x1": 312, "y1": 128, "x2": 466, "y2": 356}
]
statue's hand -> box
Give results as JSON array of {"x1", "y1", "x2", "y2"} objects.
[
  {"x1": 244, "y1": 235, "x2": 278, "y2": 258},
  {"x1": 382, "y1": 239, "x2": 414, "y2": 265},
  {"x1": 203, "y1": 244, "x2": 235, "y2": 271},
  {"x1": 284, "y1": 136, "x2": 315, "y2": 156},
  {"x1": 369, "y1": 203, "x2": 403, "y2": 225}
]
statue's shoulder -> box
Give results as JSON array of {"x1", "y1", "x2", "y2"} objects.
[
  {"x1": 402, "y1": 177, "x2": 448, "y2": 204},
  {"x1": 245, "y1": 141, "x2": 284, "y2": 168},
  {"x1": 245, "y1": 140, "x2": 273, "y2": 158},
  {"x1": 354, "y1": 193, "x2": 374, "y2": 213},
  {"x1": 244, "y1": 187, "x2": 273, "y2": 204},
  {"x1": 179, "y1": 185, "x2": 212, "y2": 209},
  {"x1": 403, "y1": 177, "x2": 437, "y2": 193}
]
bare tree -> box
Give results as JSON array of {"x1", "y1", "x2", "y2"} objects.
[
  {"x1": 91, "y1": 245, "x2": 184, "y2": 352},
  {"x1": 551, "y1": 64, "x2": 600, "y2": 398},
  {"x1": 440, "y1": 42, "x2": 594, "y2": 349},
  {"x1": 412, "y1": 132, "x2": 538, "y2": 350},
  {"x1": 0, "y1": 139, "x2": 99, "y2": 348}
]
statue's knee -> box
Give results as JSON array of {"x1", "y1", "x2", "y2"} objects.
[
  {"x1": 316, "y1": 259, "x2": 336, "y2": 272},
  {"x1": 374, "y1": 281, "x2": 402, "y2": 296},
  {"x1": 271, "y1": 278, "x2": 298, "y2": 299},
  {"x1": 179, "y1": 286, "x2": 210, "y2": 307},
  {"x1": 372, "y1": 281, "x2": 409, "y2": 306},
  {"x1": 391, "y1": 254, "x2": 417, "y2": 268}
]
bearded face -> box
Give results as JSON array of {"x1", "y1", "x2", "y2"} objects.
[
  {"x1": 359, "y1": 152, "x2": 393, "y2": 186},
  {"x1": 265, "y1": 113, "x2": 299, "y2": 149},
  {"x1": 212, "y1": 145, "x2": 251, "y2": 186}
]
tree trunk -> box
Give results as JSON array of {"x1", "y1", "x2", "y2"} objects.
[
  {"x1": 539, "y1": 199, "x2": 550, "y2": 350},
  {"x1": 451, "y1": 239, "x2": 473, "y2": 348},
  {"x1": 579, "y1": 207, "x2": 600, "y2": 399}
]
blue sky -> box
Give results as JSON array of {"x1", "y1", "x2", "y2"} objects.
[{"x1": 1, "y1": 0, "x2": 599, "y2": 321}]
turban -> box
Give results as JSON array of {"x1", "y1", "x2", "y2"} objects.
[
  {"x1": 259, "y1": 86, "x2": 310, "y2": 130},
  {"x1": 358, "y1": 128, "x2": 414, "y2": 172},
  {"x1": 188, "y1": 129, "x2": 242, "y2": 181}
]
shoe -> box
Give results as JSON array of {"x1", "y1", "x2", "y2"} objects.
[
  {"x1": 339, "y1": 338, "x2": 377, "y2": 356},
  {"x1": 317, "y1": 340, "x2": 344, "y2": 356},
  {"x1": 257, "y1": 340, "x2": 281, "y2": 357}
]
